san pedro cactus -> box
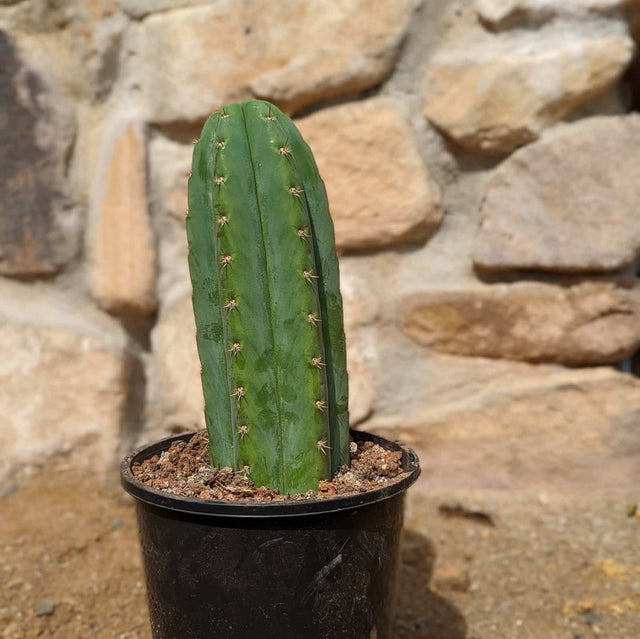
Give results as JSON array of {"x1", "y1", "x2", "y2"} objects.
[{"x1": 187, "y1": 100, "x2": 349, "y2": 495}]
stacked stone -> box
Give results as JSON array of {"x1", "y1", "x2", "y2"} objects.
[{"x1": 1, "y1": 0, "x2": 639, "y2": 489}]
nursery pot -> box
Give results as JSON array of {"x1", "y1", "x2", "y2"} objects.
[{"x1": 121, "y1": 430, "x2": 420, "y2": 639}]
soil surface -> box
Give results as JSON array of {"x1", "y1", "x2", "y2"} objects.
[
  {"x1": 131, "y1": 430, "x2": 404, "y2": 501},
  {"x1": 1, "y1": 451, "x2": 639, "y2": 638}
]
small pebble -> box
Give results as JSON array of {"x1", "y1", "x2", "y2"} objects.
[
  {"x1": 0, "y1": 484, "x2": 19, "y2": 498},
  {"x1": 35, "y1": 598, "x2": 55, "y2": 616},
  {"x1": 432, "y1": 565, "x2": 471, "y2": 593},
  {"x1": 583, "y1": 611, "x2": 603, "y2": 626}
]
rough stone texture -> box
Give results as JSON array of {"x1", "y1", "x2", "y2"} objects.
[
  {"x1": 148, "y1": 133, "x2": 191, "y2": 224},
  {"x1": 146, "y1": 296, "x2": 202, "y2": 439},
  {"x1": 297, "y1": 98, "x2": 443, "y2": 251},
  {"x1": 0, "y1": 281, "x2": 129, "y2": 479},
  {"x1": 70, "y1": 2, "x2": 126, "y2": 101},
  {"x1": 401, "y1": 281, "x2": 640, "y2": 365},
  {"x1": 476, "y1": 0, "x2": 639, "y2": 30},
  {"x1": 146, "y1": 132, "x2": 193, "y2": 306},
  {"x1": 473, "y1": 115, "x2": 640, "y2": 273},
  {"x1": 137, "y1": 0, "x2": 419, "y2": 122},
  {"x1": 90, "y1": 120, "x2": 157, "y2": 315},
  {"x1": 340, "y1": 262, "x2": 379, "y2": 424},
  {"x1": 423, "y1": 26, "x2": 634, "y2": 154},
  {"x1": 0, "y1": 30, "x2": 79, "y2": 276},
  {"x1": 5, "y1": 0, "x2": 126, "y2": 102},
  {"x1": 370, "y1": 365, "x2": 640, "y2": 497}
]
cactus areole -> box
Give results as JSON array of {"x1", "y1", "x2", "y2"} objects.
[{"x1": 187, "y1": 100, "x2": 349, "y2": 495}]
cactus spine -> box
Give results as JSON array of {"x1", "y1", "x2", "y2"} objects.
[{"x1": 187, "y1": 100, "x2": 349, "y2": 495}]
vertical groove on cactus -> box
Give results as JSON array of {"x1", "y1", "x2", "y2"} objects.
[
  {"x1": 187, "y1": 100, "x2": 348, "y2": 495},
  {"x1": 241, "y1": 112, "x2": 289, "y2": 491}
]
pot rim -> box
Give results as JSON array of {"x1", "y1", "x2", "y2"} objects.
[{"x1": 120, "y1": 429, "x2": 420, "y2": 519}]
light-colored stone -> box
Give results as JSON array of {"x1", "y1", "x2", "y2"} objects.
[
  {"x1": 340, "y1": 262, "x2": 379, "y2": 424},
  {"x1": 476, "y1": 0, "x2": 638, "y2": 29},
  {"x1": 369, "y1": 365, "x2": 640, "y2": 498},
  {"x1": 7, "y1": 0, "x2": 126, "y2": 101},
  {"x1": 401, "y1": 281, "x2": 640, "y2": 366},
  {"x1": 340, "y1": 260, "x2": 380, "y2": 331},
  {"x1": 346, "y1": 356, "x2": 375, "y2": 425},
  {"x1": 137, "y1": 0, "x2": 418, "y2": 122},
  {"x1": 90, "y1": 120, "x2": 157, "y2": 315},
  {"x1": 148, "y1": 134, "x2": 192, "y2": 224},
  {"x1": 0, "y1": 281, "x2": 129, "y2": 479},
  {"x1": 473, "y1": 115, "x2": 640, "y2": 272},
  {"x1": 71, "y1": 3, "x2": 127, "y2": 101},
  {"x1": 147, "y1": 295, "x2": 202, "y2": 439},
  {"x1": 0, "y1": 31, "x2": 79, "y2": 276},
  {"x1": 146, "y1": 133, "x2": 193, "y2": 306},
  {"x1": 423, "y1": 25, "x2": 634, "y2": 154},
  {"x1": 297, "y1": 98, "x2": 443, "y2": 251}
]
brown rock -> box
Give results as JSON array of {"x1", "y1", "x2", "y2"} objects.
[
  {"x1": 297, "y1": 98, "x2": 443, "y2": 251},
  {"x1": 432, "y1": 565, "x2": 472, "y2": 593},
  {"x1": 473, "y1": 115, "x2": 640, "y2": 272},
  {"x1": 423, "y1": 29, "x2": 633, "y2": 154},
  {"x1": 401, "y1": 281, "x2": 640, "y2": 365},
  {"x1": 0, "y1": 281, "x2": 129, "y2": 479},
  {"x1": 370, "y1": 364, "x2": 640, "y2": 498},
  {"x1": 248, "y1": 0, "x2": 420, "y2": 113},
  {"x1": 91, "y1": 121, "x2": 157, "y2": 315},
  {"x1": 137, "y1": 0, "x2": 419, "y2": 122},
  {"x1": 0, "y1": 31, "x2": 79, "y2": 276}
]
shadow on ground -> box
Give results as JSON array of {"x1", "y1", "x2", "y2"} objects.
[{"x1": 395, "y1": 528, "x2": 468, "y2": 638}]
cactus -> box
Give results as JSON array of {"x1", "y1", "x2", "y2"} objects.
[{"x1": 187, "y1": 100, "x2": 349, "y2": 495}]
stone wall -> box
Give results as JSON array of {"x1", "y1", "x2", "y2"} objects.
[{"x1": 1, "y1": 0, "x2": 639, "y2": 482}]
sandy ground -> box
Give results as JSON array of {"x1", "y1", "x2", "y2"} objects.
[{"x1": 1, "y1": 455, "x2": 638, "y2": 639}]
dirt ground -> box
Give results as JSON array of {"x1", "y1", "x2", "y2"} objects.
[{"x1": 1, "y1": 456, "x2": 638, "y2": 638}]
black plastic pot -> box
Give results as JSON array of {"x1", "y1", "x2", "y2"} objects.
[{"x1": 121, "y1": 430, "x2": 420, "y2": 639}]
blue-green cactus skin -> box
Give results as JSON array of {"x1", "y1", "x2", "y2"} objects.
[{"x1": 187, "y1": 100, "x2": 349, "y2": 495}]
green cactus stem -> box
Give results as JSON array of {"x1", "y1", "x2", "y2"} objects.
[{"x1": 187, "y1": 100, "x2": 349, "y2": 495}]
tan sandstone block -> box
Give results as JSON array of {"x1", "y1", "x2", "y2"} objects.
[
  {"x1": 400, "y1": 281, "x2": 640, "y2": 366},
  {"x1": 91, "y1": 121, "x2": 157, "y2": 315},
  {"x1": 423, "y1": 27, "x2": 633, "y2": 154},
  {"x1": 0, "y1": 282, "x2": 129, "y2": 479},
  {"x1": 372, "y1": 365, "x2": 640, "y2": 498},
  {"x1": 473, "y1": 115, "x2": 640, "y2": 272},
  {"x1": 297, "y1": 98, "x2": 443, "y2": 251},
  {"x1": 137, "y1": 0, "x2": 419, "y2": 122}
]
